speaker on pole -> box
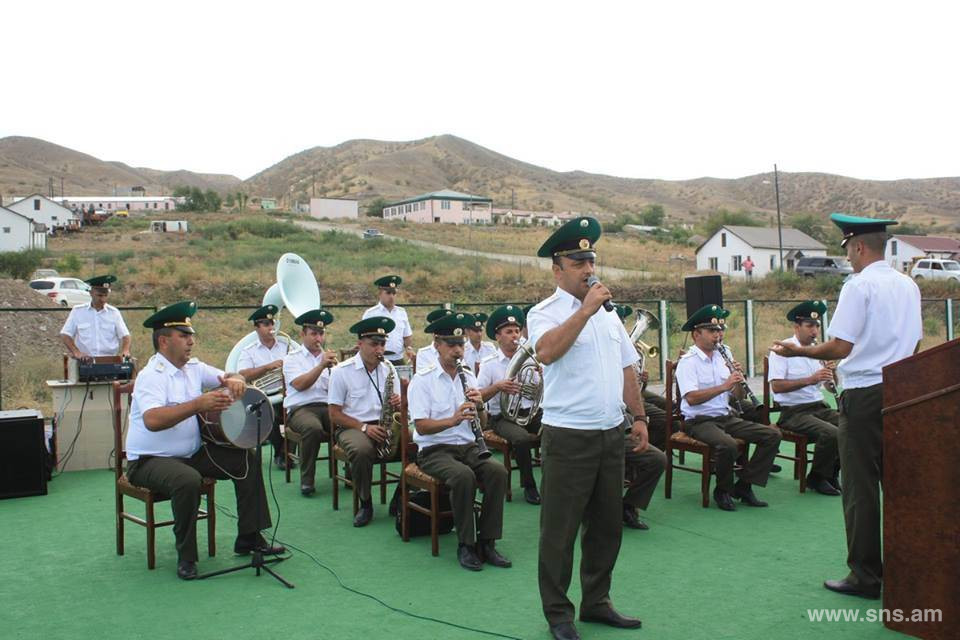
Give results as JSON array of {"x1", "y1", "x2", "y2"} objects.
[
  {"x1": 0, "y1": 410, "x2": 48, "y2": 500},
  {"x1": 684, "y1": 275, "x2": 724, "y2": 318}
]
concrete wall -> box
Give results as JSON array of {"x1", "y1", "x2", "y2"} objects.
[{"x1": 309, "y1": 198, "x2": 359, "y2": 219}]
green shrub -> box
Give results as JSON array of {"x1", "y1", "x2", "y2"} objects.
[
  {"x1": 0, "y1": 249, "x2": 47, "y2": 279},
  {"x1": 198, "y1": 218, "x2": 299, "y2": 241},
  {"x1": 57, "y1": 254, "x2": 83, "y2": 273}
]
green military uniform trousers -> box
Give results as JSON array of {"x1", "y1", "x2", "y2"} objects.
[
  {"x1": 838, "y1": 384, "x2": 884, "y2": 591},
  {"x1": 642, "y1": 388, "x2": 666, "y2": 411},
  {"x1": 777, "y1": 400, "x2": 840, "y2": 480},
  {"x1": 624, "y1": 438, "x2": 666, "y2": 510},
  {"x1": 125, "y1": 443, "x2": 271, "y2": 562},
  {"x1": 539, "y1": 423, "x2": 624, "y2": 626},
  {"x1": 335, "y1": 426, "x2": 384, "y2": 502},
  {"x1": 286, "y1": 403, "x2": 330, "y2": 484},
  {"x1": 683, "y1": 414, "x2": 781, "y2": 492},
  {"x1": 489, "y1": 411, "x2": 541, "y2": 489},
  {"x1": 416, "y1": 443, "x2": 507, "y2": 545}
]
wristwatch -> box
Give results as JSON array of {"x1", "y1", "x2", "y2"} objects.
[
  {"x1": 633, "y1": 415, "x2": 649, "y2": 424},
  {"x1": 361, "y1": 425, "x2": 368, "y2": 433}
]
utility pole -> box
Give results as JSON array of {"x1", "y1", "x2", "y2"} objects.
[
  {"x1": 774, "y1": 164, "x2": 784, "y2": 271},
  {"x1": 49, "y1": 177, "x2": 54, "y2": 197}
]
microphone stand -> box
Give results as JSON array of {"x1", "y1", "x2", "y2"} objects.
[{"x1": 196, "y1": 397, "x2": 293, "y2": 588}]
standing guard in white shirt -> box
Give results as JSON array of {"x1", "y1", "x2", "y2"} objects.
[
  {"x1": 408, "y1": 312, "x2": 510, "y2": 572},
  {"x1": 361, "y1": 274, "x2": 414, "y2": 367},
  {"x1": 767, "y1": 300, "x2": 841, "y2": 496},
  {"x1": 463, "y1": 312, "x2": 497, "y2": 373},
  {"x1": 675, "y1": 304, "x2": 781, "y2": 511},
  {"x1": 124, "y1": 301, "x2": 283, "y2": 581},
  {"x1": 476, "y1": 305, "x2": 542, "y2": 505},
  {"x1": 773, "y1": 213, "x2": 922, "y2": 600},
  {"x1": 282, "y1": 309, "x2": 338, "y2": 496},
  {"x1": 327, "y1": 316, "x2": 402, "y2": 527},
  {"x1": 59, "y1": 274, "x2": 131, "y2": 360}
]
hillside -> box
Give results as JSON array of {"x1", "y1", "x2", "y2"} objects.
[
  {"x1": 245, "y1": 134, "x2": 960, "y2": 226},
  {"x1": 0, "y1": 136, "x2": 241, "y2": 199}
]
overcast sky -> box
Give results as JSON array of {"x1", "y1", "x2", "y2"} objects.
[{"x1": 4, "y1": 1, "x2": 957, "y2": 182}]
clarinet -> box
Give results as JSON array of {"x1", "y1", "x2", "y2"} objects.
[
  {"x1": 811, "y1": 338, "x2": 840, "y2": 402},
  {"x1": 455, "y1": 358, "x2": 491, "y2": 459},
  {"x1": 717, "y1": 341, "x2": 760, "y2": 409}
]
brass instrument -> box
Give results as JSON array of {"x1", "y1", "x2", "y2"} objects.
[
  {"x1": 628, "y1": 308, "x2": 660, "y2": 388},
  {"x1": 498, "y1": 338, "x2": 543, "y2": 427},
  {"x1": 811, "y1": 338, "x2": 840, "y2": 402},
  {"x1": 456, "y1": 358, "x2": 492, "y2": 459},
  {"x1": 718, "y1": 340, "x2": 760, "y2": 412},
  {"x1": 248, "y1": 329, "x2": 294, "y2": 396},
  {"x1": 375, "y1": 356, "x2": 402, "y2": 460}
]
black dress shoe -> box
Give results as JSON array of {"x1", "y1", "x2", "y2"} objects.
[
  {"x1": 580, "y1": 606, "x2": 642, "y2": 629},
  {"x1": 823, "y1": 578, "x2": 880, "y2": 599},
  {"x1": 713, "y1": 488, "x2": 736, "y2": 511},
  {"x1": 177, "y1": 559, "x2": 197, "y2": 580},
  {"x1": 771, "y1": 463, "x2": 782, "y2": 473},
  {"x1": 234, "y1": 533, "x2": 286, "y2": 555},
  {"x1": 548, "y1": 622, "x2": 581, "y2": 640},
  {"x1": 622, "y1": 504, "x2": 649, "y2": 530},
  {"x1": 523, "y1": 486, "x2": 542, "y2": 505},
  {"x1": 353, "y1": 503, "x2": 373, "y2": 528},
  {"x1": 457, "y1": 544, "x2": 483, "y2": 571},
  {"x1": 828, "y1": 475, "x2": 842, "y2": 492},
  {"x1": 808, "y1": 476, "x2": 841, "y2": 496},
  {"x1": 733, "y1": 482, "x2": 768, "y2": 507},
  {"x1": 479, "y1": 540, "x2": 512, "y2": 568},
  {"x1": 300, "y1": 480, "x2": 316, "y2": 496}
]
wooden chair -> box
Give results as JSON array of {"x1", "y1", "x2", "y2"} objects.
[
  {"x1": 663, "y1": 360, "x2": 747, "y2": 508},
  {"x1": 112, "y1": 381, "x2": 215, "y2": 569},
  {"x1": 482, "y1": 415, "x2": 542, "y2": 502},
  {"x1": 280, "y1": 373, "x2": 334, "y2": 484},
  {"x1": 762, "y1": 356, "x2": 811, "y2": 493}
]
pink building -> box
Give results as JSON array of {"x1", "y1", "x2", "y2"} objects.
[
  {"x1": 57, "y1": 196, "x2": 183, "y2": 213},
  {"x1": 382, "y1": 189, "x2": 492, "y2": 224}
]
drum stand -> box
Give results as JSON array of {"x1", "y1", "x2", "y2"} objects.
[{"x1": 197, "y1": 400, "x2": 294, "y2": 588}]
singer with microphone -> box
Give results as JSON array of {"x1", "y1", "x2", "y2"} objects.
[{"x1": 527, "y1": 217, "x2": 647, "y2": 640}]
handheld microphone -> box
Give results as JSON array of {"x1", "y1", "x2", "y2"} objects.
[{"x1": 586, "y1": 275, "x2": 616, "y2": 312}]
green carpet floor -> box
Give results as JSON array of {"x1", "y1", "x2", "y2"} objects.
[{"x1": 1, "y1": 443, "x2": 906, "y2": 640}]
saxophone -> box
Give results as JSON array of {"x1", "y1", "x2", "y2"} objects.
[{"x1": 375, "y1": 356, "x2": 402, "y2": 460}]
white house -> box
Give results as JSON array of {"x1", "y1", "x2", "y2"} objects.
[
  {"x1": 309, "y1": 197, "x2": 358, "y2": 219},
  {"x1": 885, "y1": 234, "x2": 960, "y2": 272},
  {"x1": 0, "y1": 206, "x2": 46, "y2": 252},
  {"x1": 150, "y1": 220, "x2": 188, "y2": 233},
  {"x1": 695, "y1": 225, "x2": 827, "y2": 279},
  {"x1": 382, "y1": 189, "x2": 492, "y2": 224},
  {"x1": 491, "y1": 208, "x2": 573, "y2": 227},
  {"x1": 58, "y1": 195, "x2": 182, "y2": 213},
  {"x1": 7, "y1": 194, "x2": 79, "y2": 233}
]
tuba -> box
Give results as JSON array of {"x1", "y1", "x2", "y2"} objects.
[
  {"x1": 498, "y1": 338, "x2": 543, "y2": 427},
  {"x1": 629, "y1": 308, "x2": 660, "y2": 387}
]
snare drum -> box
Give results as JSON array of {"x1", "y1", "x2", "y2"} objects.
[{"x1": 200, "y1": 387, "x2": 274, "y2": 449}]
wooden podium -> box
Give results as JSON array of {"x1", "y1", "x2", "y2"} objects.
[{"x1": 881, "y1": 338, "x2": 959, "y2": 640}]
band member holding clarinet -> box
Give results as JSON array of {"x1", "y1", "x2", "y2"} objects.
[
  {"x1": 528, "y1": 217, "x2": 646, "y2": 640},
  {"x1": 767, "y1": 300, "x2": 841, "y2": 496},
  {"x1": 124, "y1": 301, "x2": 283, "y2": 581},
  {"x1": 407, "y1": 312, "x2": 510, "y2": 572},
  {"x1": 675, "y1": 305, "x2": 781, "y2": 511}
]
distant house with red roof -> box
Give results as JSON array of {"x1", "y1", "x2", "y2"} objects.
[{"x1": 885, "y1": 234, "x2": 960, "y2": 271}]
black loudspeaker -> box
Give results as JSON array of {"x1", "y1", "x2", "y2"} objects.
[
  {"x1": 0, "y1": 410, "x2": 48, "y2": 499},
  {"x1": 684, "y1": 275, "x2": 724, "y2": 318}
]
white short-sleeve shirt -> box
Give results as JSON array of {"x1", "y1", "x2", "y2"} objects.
[
  {"x1": 237, "y1": 338, "x2": 288, "y2": 372},
  {"x1": 125, "y1": 353, "x2": 224, "y2": 460},
  {"x1": 767, "y1": 336, "x2": 823, "y2": 406},
  {"x1": 415, "y1": 344, "x2": 439, "y2": 372},
  {"x1": 282, "y1": 347, "x2": 332, "y2": 410},
  {"x1": 464, "y1": 340, "x2": 497, "y2": 372},
  {"x1": 827, "y1": 261, "x2": 922, "y2": 389},
  {"x1": 527, "y1": 287, "x2": 638, "y2": 430},
  {"x1": 675, "y1": 345, "x2": 733, "y2": 420},
  {"x1": 327, "y1": 355, "x2": 392, "y2": 423},
  {"x1": 60, "y1": 303, "x2": 130, "y2": 356},
  {"x1": 408, "y1": 363, "x2": 478, "y2": 450},
  {"x1": 362, "y1": 303, "x2": 413, "y2": 358}
]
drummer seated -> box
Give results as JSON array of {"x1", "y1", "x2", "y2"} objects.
[{"x1": 124, "y1": 301, "x2": 283, "y2": 581}]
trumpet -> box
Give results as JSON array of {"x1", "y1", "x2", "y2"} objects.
[{"x1": 811, "y1": 338, "x2": 840, "y2": 402}]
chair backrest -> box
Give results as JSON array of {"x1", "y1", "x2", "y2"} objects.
[
  {"x1": 761, "y1": 355, "x2": 778, "y2": 423},
  {"x1": 664, "y1": 360, "x2": 682, "y2": 439},
  {"x1": 112, "y1": 381, "x2": 136, "y2": 479},
  {"x1": 399, "y1": 378, "x2": 416, "y2": 466}
]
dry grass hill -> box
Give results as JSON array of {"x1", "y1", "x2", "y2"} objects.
[{"x1": 0, "y1": 136, "x2": 241, "y2": 199}]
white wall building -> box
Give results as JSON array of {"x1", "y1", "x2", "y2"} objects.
[
  {"x1": 695, "y1": 225, "x2": 827, "y2": 279},
  {"x1": 491, "y1": 208, "x2": 573, "y2": 227},
  {"x1": 382, "y1": 189, "x2": 492, "y2": 224},
  {"x1": 0, "y1": 206, "x2": 46, "y2": 252},
  {"x1": 309, "y1": 197, "x2": 359, "y2": 219},
  {"x1": 885, "y1": 234, "x2": 960, "y2": 272},
  {"x1": 7, "y1": 194, "x2": 79, "y2": 233},
  {"x1": 58, "y1": 195, "x2": 182, "y2": 212}
]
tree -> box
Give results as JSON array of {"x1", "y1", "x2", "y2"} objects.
[
  {"x1": 204, "y1": 189, "x2": 222, "y2": 212},
  {"x1": 224, "y1": 193, "x2": 235, "y2": 208},
  {"x1": 365, "y1": 197, "x2": 390, "y2": 218},
  {"x1": 702, "y1": 209, "x2": 763, "y2": 236},
  {"x1": 640, "y1": 204, "x2": 665, "y2": 227}
]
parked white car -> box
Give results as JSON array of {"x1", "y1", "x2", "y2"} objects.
[
  {"x1": 29, "y1": 277, "x2": 92, "y2": 306},
  {"x1": 910, "y1": 259, "x2": 960, "y2": 282},
  {"x1": 362, "y1": 228, "x2": 384, "y2": 239}
]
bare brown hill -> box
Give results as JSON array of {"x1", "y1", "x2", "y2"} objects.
[
  {"x1": 245, "y1": 134, "x2": 960, "y2": 226},
  {"x1": 0, "y1": 136, "x2": 241, "y2": 198}
]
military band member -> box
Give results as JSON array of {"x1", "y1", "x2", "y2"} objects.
[
  {"x1": 521, "y1": 303, "x2": 535, "y2": 340},
  {"x1": 463, "y1": 312, "x2": 496, "y2": 373},
  {"x1": 616, "y1": 304, "x2": 668, "y2": 448},
  {"x1": 282, "y1": 309, "x2": 338, "y2": 496},
  {"x1": 414, "y1": 308, "x2": 453, "y2": 372},
  {"x1": 328, "y1": 316, "x2": 402, "y2": 527},
  {"x1": 773, "y1": 213, "x2": 922, "y2": 599},
  {"x1": 767, "y1": 300, "x2": 841, "y2": 496},
  {"x1": 529, "y1": 217, "x2": 646, "y2": 639},
  {"x1": 237, "y1": 304, "x2": 290, "y2": 469},
  {"x1": 675, "y1": 305, "x2": 781, "y2": 511},
  {"x1": 124, "y1": 301, "x2": 282, "y2": 580},
  {"x1": 60, "y1": 274, "x2": 131, "y2": 360},
  {"x1": 361, "y1": 275, "x2": 414, "y2": 366},
  {"x1": 408, "y1": 312, "x2": 510, "y2": 572},
  {"x1": 476, "y1": 305, "x2": 542, "y2": 505}
]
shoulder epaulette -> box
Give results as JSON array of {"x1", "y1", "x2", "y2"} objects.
[{"x1": 416, "y1": 364, "x2": 436, "y2": 376}]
